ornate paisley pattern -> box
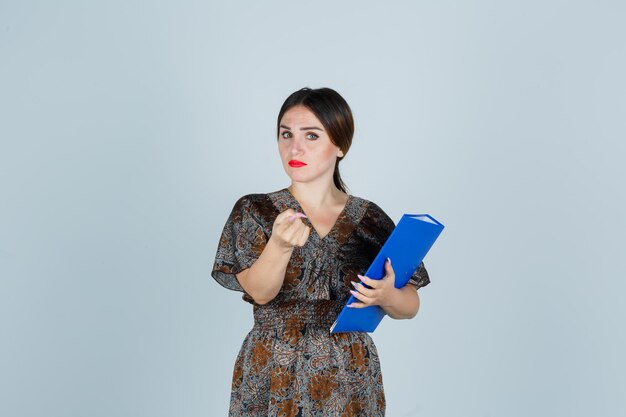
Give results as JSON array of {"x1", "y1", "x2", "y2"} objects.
[{"x1": 212, "y1": 188, "x2": 430, "y2": 416}]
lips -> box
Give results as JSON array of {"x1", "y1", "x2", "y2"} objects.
[{"x1": 288, "y1": 160, "x2": 307, "y2": 168}]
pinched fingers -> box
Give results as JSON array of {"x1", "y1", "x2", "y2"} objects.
[
  {"x1": 288, "y1": 212, "x2": 308, "y2": 222},
  {"x1": 287, "y1": 212, "x2": 309, "y2": 246},
  {"x1": 295, "y1": 224, "x2": 311, "y2": 247},
  {"x1": 283, "y1": 221, "x2": 309, "y2": 246},
  {"x1": 276, "y1": 209, "x2": 307, "y2": 229},
  {"x1": 275, "y1": 208, "x2": 296, "y2": 225},
  {"x1": 272, "y1": 209, "x2": 310, "y2": 248}
]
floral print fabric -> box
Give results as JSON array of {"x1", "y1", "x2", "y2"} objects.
[{"x1": 212, "y1": 188, "x2": 429, "y2": 416}]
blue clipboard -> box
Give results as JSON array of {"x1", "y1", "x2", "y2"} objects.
[{"x1": 330, "y1": 214, "x2": 444, "y2": 333}]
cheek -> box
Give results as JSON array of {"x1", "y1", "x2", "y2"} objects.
[
  {"x1": 320, "y1": 144, "x2": 338, "y2": 162},
  {"x1": 305, "y1": 146, "x2": 337, "y2": 173},
  {"x1": 277, "y1": 141, "x2": 289, "y2": 157}
]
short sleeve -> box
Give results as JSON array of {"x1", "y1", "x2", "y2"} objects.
[
  {"x1": 211, "y1": 195, "x2": 268, "y2": 293},
  {"x1": 407, "y1": 261, "x2": 430, "y2": 290}
]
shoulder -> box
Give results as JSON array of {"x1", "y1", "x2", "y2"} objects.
[
  {"x1": 363, "y1": 199, "x2": 387, "y2": 216},
  {"x1": 355, "y1": 196, "x2": 393, "y2": 222},
  {"x1": 229, "y1": 192, "x2": 278, "y2": 225},
  {"x1": 232, "y1": 193, "x2": 270, "y2": 210},
  {"x1": 351, "y1": 195, "x2": 395, "y2": 234}
]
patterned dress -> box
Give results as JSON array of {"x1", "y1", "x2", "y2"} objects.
[{"x1": 211, "y1": 188, "x2": 430, "y2": 417}]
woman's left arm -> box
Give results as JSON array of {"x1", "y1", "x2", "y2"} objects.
[{"x1": 348, "y1": 258, "x2": 421, "y2": 319}]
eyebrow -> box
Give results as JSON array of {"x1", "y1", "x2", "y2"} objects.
[{"x1": 279, "y1": 124, "x2": 324, "y2": 131}]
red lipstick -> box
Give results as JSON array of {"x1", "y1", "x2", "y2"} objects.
[{"x1": 288, "y1": 160, "x2": 307, "y2": 168}]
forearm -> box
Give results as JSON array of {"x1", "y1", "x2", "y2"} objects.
[
  {"x1": 236, "y1": 236, "x2": 293, "y2": 304},
  {"x1": 381, "y1": 285, "x2": 420, "y2": 319}
]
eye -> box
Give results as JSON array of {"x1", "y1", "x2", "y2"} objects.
[
  {"x1": 280, "y1": 131, "x2": 292, "y2": 139},
  {"x1": 306, "y1": 133, "x2": 319, "y2": 140}
]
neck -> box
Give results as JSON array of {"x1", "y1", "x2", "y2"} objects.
[{"x1": 288, "y1": 178, "x2": 346, "y2": 211}]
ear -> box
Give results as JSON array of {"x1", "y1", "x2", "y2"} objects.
[{"x1": 337, "y1": 149, "x2": 344, "y2": 158}]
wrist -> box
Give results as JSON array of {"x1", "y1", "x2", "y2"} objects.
[
  {"x1": 384, "y1": 287, "x2": 403, "y2": 308},
  {"x1": 267, "y1": 235, "x2": 295, "y2": 255}
]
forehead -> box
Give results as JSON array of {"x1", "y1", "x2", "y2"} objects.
[{"x1": 280, "y1": 105, "x2": 322, "y2": 126}]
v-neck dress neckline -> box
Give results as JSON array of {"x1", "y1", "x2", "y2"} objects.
[{"x1": 281, "y1": 187, "x2": 354, "y2": 243}]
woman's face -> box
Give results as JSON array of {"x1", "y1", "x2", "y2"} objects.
[{"x1": 277, "y1": 105, "x2": 344, "y2": 186}]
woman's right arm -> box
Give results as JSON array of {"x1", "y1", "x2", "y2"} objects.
[{"x1": 236, "y1": 208, "x2": 310, "y2": 305}]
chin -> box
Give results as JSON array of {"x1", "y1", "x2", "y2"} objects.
[
  {"x1": 285, "y1": 166, "x2": 335, "y2": 184},
  {"x1": 286, "y1": 171, "x2": 315, "y2": 183},
  {"x1": 286, "y1": 174, "x2": 308, "y2": 183}
]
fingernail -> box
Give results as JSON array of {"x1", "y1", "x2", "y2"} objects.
[
  {"x1": 357, "y1": 274, "x2": 364, "y2": 279},
  {"x1": 387, "y1": 257, "x2": 392, "y2": 265},
  {"x1": 293, "y1": 212, "x2": 307, "y2": 219},
  {"x1": 351, "y1": 281, "x2": 359, "y2": 290},
  {"x1": 350, "y1": 290, "x2": 356, "y2": 295},
  {"x1": 347, "y1": 304, "x2": 354, "y2": 308}
]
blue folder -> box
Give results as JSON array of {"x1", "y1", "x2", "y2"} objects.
[{"x1": 330, "y1": 214, "x2": 444, "y2": 333}]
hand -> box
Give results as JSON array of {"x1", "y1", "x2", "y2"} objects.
[
  {"x1": 270, "y1": 208, "x2": 311, "y2": 250},
  {"x1": 348, "y1": 258, "x2": 399, "y2": 308}
]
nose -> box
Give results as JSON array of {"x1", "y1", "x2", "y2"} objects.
[{"x1": 290, "y1": 136, "x2": 305, "y2": 156}]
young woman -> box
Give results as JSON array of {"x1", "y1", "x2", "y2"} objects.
[{"x1": 211, "y1": 87, "x2": 430, "y2": 416}]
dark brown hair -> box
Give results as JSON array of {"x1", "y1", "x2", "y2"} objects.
[{"x1": 276, "y1": 87, "x2": 354, "y2": 193}]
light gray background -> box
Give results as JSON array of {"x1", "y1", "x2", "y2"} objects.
[{"x1": 1, "y1": 1, "x2": 625, "y2": 416}]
